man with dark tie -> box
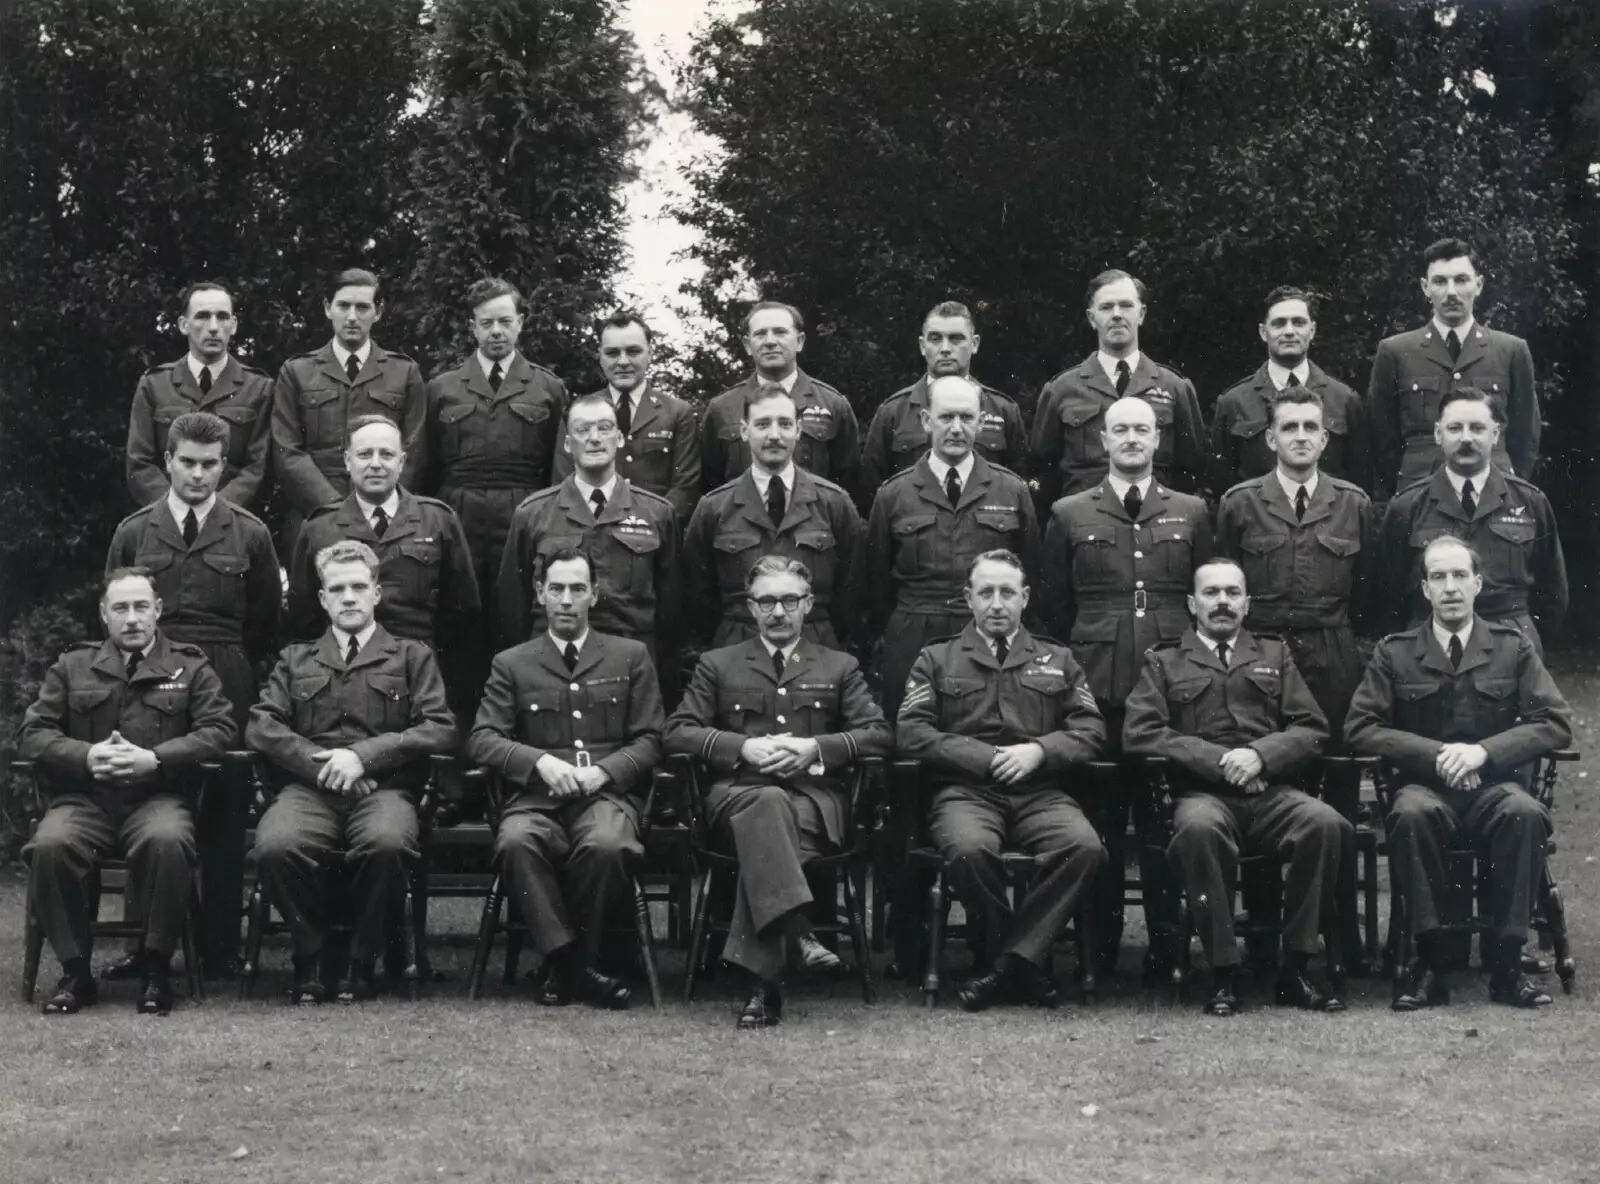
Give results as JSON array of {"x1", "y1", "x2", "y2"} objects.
[
  {"x1": 1366, "y1": 238, "x2": 1540, "y2": 499},
  {"x1": 126, "y1": 282, "x2": 273, "y2": 509}
]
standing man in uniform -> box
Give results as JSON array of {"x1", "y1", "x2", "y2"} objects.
[
  {"x1": 860, "y1": 301, "x2": 1027, "y2": 499},
  {"x1": 1379, "y1": 388, "x2": 1565, "y2": 654},
  {"x1": 666, "y1": 556, "x2": 891, "y2": 1028},
  {"x1": 1209, "y1": 287, "x2": 1372, "y2": 495},
  {"x1": 1347, "y1": 535, "x2": 1572, "y2": 1010},
  {"x1": 127, "y1": 282, "x2": 273, "y2": 509},
  {"x1": 896, "y1": 550, "x2": 1108, "y2": 1011},
  {"x1": 1367, "y1": 237, "x2": 1539, "y2": 499},
  {"x1": 272, "y1": 268, "x2": 427, "y2": 555},
  {"x1": 553, "y1": 311, "x2": 700, "y2": 525},
  {"x1": 684, "y1": 383, "x2": 862, "y2": 653},
  {"x1": 20, "y1": 568, "x2": 236, "y2": 1014},
  {"x1": 106, "y1": 411, "x2": 281, "y2": 978},
  {"x1": 467, "y1": 550, "x2": 664, "y2": 1009},
  {"x1": 699, "y1": 302, "x2": 861, "y2": 499},
  {"x1": 249, "y1": 541, "x2": 457, "y2": 1003},
  {"x1": 1124, "y1": 559, "x2": 1349, "y2": 1015},
  {"x1": 496, "y1": 392, "x2": 679, "y2": 662},
  {"x1": 1029, "y1": 270, "x2": 1207, "y2": 507}
]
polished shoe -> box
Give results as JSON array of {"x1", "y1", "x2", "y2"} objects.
[
  {"x1": 1203, "y1": 972, "x2": 1239, "y2": 1016},
  {"x1": 101, "y1": 951, "x2": 144, "y2": 981},
  {"x1": 334, "y1": 962, "x2": 379, "y2": 1003},
  {"x1": 1392, "y1": 962, "x2": 1449, "y2": 1011},
  {"x1": 1489, "y1": 970, "x2": 1553, "y2": 1009},
  {"x1": 956, "y1": 968, "x2": 1009, "y2": 1013},
  {"x1": 796, "y1": 935, "x2": 847, "y2": 977},
  {"x1": 535, "y1": 961, "x2": 572, "y2": 1007},
  {"x1": 737, "y1": 983, "x2": 783, "y2": 1029},
  {"x1": 573, "y1": 966, "x2": 632, "y2": 1010},
  {"x1": 1275, "y1": 969, "x2": 1346, "y2": 1013},
  {"x1": 42, "y1": 972, "x2": 98, "y2": 1015},
  {"x1": 288, "y1": 958, "x2": 326, "y2": 1005},
  {"x1": 137, "y1": 971, "x2": 174, "y2": 1015}
]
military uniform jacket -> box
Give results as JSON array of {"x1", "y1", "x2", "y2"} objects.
[
  {"x1": 18, "y1": 631, "x2": 236, "y2": 798},
  {"x1": 665, "y1": 639, "x2": 891, "y2": 846},
  {"x1": 106, "y1": 496, "x2": 282, "y2": 658},
  {"x1": 699, "y1": 371, "x2": 862, "y2": 497},
  {"x1": 1041, "y1": 479, "x2": 1214, "y2": 705},
  {"x1": 247, "y1": 625, "x2": 456, "y2": 792},
  {"x1": 860, "y1": 376, "x2": 1026, "y2": 497},
  {"x1": 1207, "y1": 363, "x2": 1373, "y2": 494},
  {"x1": 1345, "y1": 615, "x2": 1572, "y2": 793},
  {"x1": 466, "y1": 631, "x2": 663, "y2": 809},
  {"x1": 424, "y1": 353, "x2": 567, "y2": 492},
  {"x1": 860, "y1": 455, "x2": 1040, "y2": 637},
  {"x1": 288, "y1": 489, "x2": 480, "y2": 647},
  {"x1": 1366, "y1": 322, "x2": 1538, "y2": 498},
  {"x1": 1215, "y1": 473, "x2": 1374, "y2": 632},
  {"x1": 683, "y1": 468, "x2": 862, "y2": 646},
  {"x1": 553, "y1": 385, "x2": 702, "y2": 523},
  {"x1": 1028, "y1": 354, "x2": 1207, "y2": 500},
  {"x1": 494, "y1": 477, "x2": 679, "y2": 651},
  {"x1": 1378, "y1": 467, "x2": 1566, "y2": 635},
  {"x1": 271, "y1": 341, "x2": 428, "y2": 513},
  {"x1": 896, "y1": 624, "x2": 1107, "y2": 791},
  {"x1": 126, "y1": 355, "x2": 273, "y2": 508},
  {"x1": 1122, "y1": 628, "x2": 1329, "y2": 796}
]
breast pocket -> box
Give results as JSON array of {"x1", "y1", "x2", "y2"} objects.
[
  {"x1": 391, "y1": 540, "x2": 442, "y2": 607},
  {"x1": 1140, "y1": 393, "x2": 1178, "y2": 467},
  {"x1": 608, "y1": 526, "x2": 661, "y2": 597},
  {"x1": 200, "y1": 551, "x2": 251, "y2": 615},
  {"x1": 1486, "y1": 519, "x2": 1537, "y2": 584},
  {"x1": 1059, "y1": 399, "x2": 1105, "y2": 472},
  {"x1": 298, "y1": 387, "x2": 344, "y2": 451},
  {"x1": 520, "y1": 689, "x2": 567, "y2": 748},
  {"x1": 215, "y1": 404, "x2": 259, "y2": 470},
  {"x1": 1150, "y1": 523, "x2": 1197, "y2": 582},
  {"x1": 139, "y1": 689, "x2": 189, "y2": 745},
  {"x1": 794, "y1": 528, "x2": 838, "y2": 594},
  {"x1": 889, "y1": 426, "x2": 928, "y2": 472},
  {"x1": 1400, "y1": 376, "x2": 1440, "y2": 436},
  {"x1": 1394, "y1": 679, "x2": 1445, "y2": 734},
  {"x1": 974, "y1": 509, "x2": 1022, "y2": 545},
  {"x1": 891, "y1": 513, "x2": 938, "y2": 572},
  {"x1": 712, "y1": 531, "x2": 763, "y2": 595},
  {"x1": 437, "y1": 401, "x2": 482, "y2": 460},
  {"x1": 134, "y1": 550, "x2": 180, "y2": 605},
  {"x1": 939, "y1": 675, "x2": 986, "y2": 728},
  {"x1": 1473, "y1": 676, "x2": 1518, "y2": 732},
  {"x1": 625, "y1": 434, "x2": 674, "y2": 487},
  {"x1": 67, "y1": 687, "x2": 115, "y2": 743},
  {"x1": 795, "y1": 411, "x2": 838, "y2": 475},
  {"x1": 579, "y1": 680, "x2": 628, "y2": 742},
  {"x1": 1017, "y1": 670, "x2": 1067, "y2": 734},
  {"x1": 1167, "y1": 677, "x2": 1211, "y2": 731},
  {"x1": 150, "y1": 406, "x2": 180, "y2": 458},
  {"x1": 1312, "y1": 531, "x2": 1360, "y2": 597},
  {"x1": 1068, "y1": 526, "x2": 1120, "y2": 587},
  {"x1": 290, "y1": 674, "x2": 334, "y2": 735},
  {"x1": 508, "y1": 399, "x2": 554, "y2": 466},
  {"x1": 1237, "y1": 530, "x2": 1290, "y2": 596},
  {"x1": 721, "y1": 684, "x2": 770, "y2": 735}
]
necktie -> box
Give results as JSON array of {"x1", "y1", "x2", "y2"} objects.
[
  {"x1": 1460, "y1": 479, "x2": 1476, "y2": 518},
  {"x1": 489, "y1": 362, "x2": 503, "y2": 393},
  {"x1": 944, "y1": 467, "x2": 961, "y2": 507},
  {"x1": 1285, "y1": 372, "x2": 1301, "y2": 388},
  {"x1": 994, "y1": 635, "x2": 1009, "y2": 665},
  {"x1": 1294, "y1": 486, "x2": 1308, "y2": 522},
  {"x1": 615, "y1": 392, "x2": 631, "y2": 438},
  {"x1": 766, "y1": 476, "x2": 786, "y2": 526},
  {"x1": 182, "y1": 509, "x2": 198, "y2": 545},
  {"x1": 1123, "y1": 483, "x2": 1142, "y2": 520},
  {"x1": 1446, "y1": 330, "x2": 1461, "y2": 361},
  {"x1": 125, "y1": 650, "x2": 142, "y2": 680},
  {"x1": 1448, "y1": 634, "x2": 1463, "y2": 670},
  {"x1": 199, "y1": 367, "x2": 213, "y2": 395},
  {"x1": 372, "y1": 506, "x2": 389, "y2": 538},
  {"x1": 772, "y1": 648, "x2": 786, "y2": 680},
  {"x1": 1216, "y1": 641, "x2": 1230, "y2": 669},
  {"x1": 563, "y1": 642, "x2": 579, "y2": 671},
  {"x1": 1114, "y1": 360, "x2": 1131, "y2": 395},
  {"x1": 345, "y1": 635, "x2": 360, "y2": 666},
  {"x1": 345, "y1": 354, "x2": 361, "y2": 383},
  {"x1": 590, "y1": 488, "x2": 607, "y2": 517}
]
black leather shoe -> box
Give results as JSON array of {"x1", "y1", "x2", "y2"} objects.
[
  {"x1": 737, "y1": 983, "x2": 783, "y2": 1029},
  {"x1": 137, "y1": 972, "x2": 174, "y2": 1015},
  {"x1": 956, "y1": 968, "x2": 1008, "y2": 1012},
  {"x1": 1021, "y1": 962, "x2": 1062, "y2": 1009},
  {"x1": 535, "y1": 960, "x2": 572, "y2": 1006},
  {"x1": 334, "y1": 962, "x2": 378, "y2": 1003},
  {"x1": 796, "y1": 935, "x2": 849, "y2": 977},
  {"x1": 101, "y1": 951, "x2": 144, "y2": 981},
  {"x1": 1203, "y1": 972, "x2": 1239, "y2": 1016},
  {"x1": 288, "y1": 958, "x2": 325, "y2": 1005},
  {"x1": 42, "y1": 973, "x2": 98, "y2": 1015},
  {"x1": 1275, "y1": 969, "x2": 1346, "y2": 1013},
  {"x1": 1489, "y1": 971, "x2": 1553, "y2": 1009},
  {"x1": 1392, "y1": 962, "x2": 1449, "y2": 1011},
  {"x1": 573, "y1": 966, "x2": 632, "y2": 1010}
]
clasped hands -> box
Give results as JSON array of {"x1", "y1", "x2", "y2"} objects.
[
  {"x1": 1435, "y1": 742, "x2": 1488, "y2": 791},
  {"x1": 990, "y1": 741, "x2": 1045, "y2": 785},
  {"x1": 312, "y1": 748, "x2": 373, "y2": 796},
  {"x1": 85, "y1": 731, "x2": 159, "y2": 783},
  {"x1": 536, "y1": 754, "x2": 612, "y2": 800},
  {"x1": 1219, "y1": 747, "x2": 1267, "y2": 794},
  {"x1": 740, "y1": 734, "x2": 823, "y2": 779}
]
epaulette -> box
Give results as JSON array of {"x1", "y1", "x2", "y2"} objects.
[
  {"x1": 882, "y1": 385, "x2": 916, "y2": 404},
  {"x1": 305, "y1": 501, "x2": 343, "y2": 521},
  {"x1": 513, "y1": 485, "x2": 564, "y2": 511},
  {"x1": 703, "y1": 477, "x2": 743, "y2": 499},
  {"x1": 382, "y1": 348, "x2": 415, "y2": 362},
  {"x1": 808, "y1": 376, "x2": 844, "y2": 398},
  {"x1": 291, "y1": 349, "x2": 322, "y2": 360},
  {"x1": 525, "y1": 360, "x2": 563, "y2": 382},
  {"x1": 1044, "y1": 366, "x2": 1076, "y2": 387},
  {"x1": 1325, "y1": 476, "x2": 1370, "y2": 499},
  {"x1": 623, "y1": 484, "x2": 673, "y2": 512},
  {"x1": 805, "y1": 472, "x2": 852, "y2": 498},
  {"x1": 1143, "y1": 639, "x2": 1182, "y2": 661},
  {"x1": 229, "y1": 503, "x2": 269, "y2": 528},
  {"x1": 985, "y1": 462, "x2": 1027, "y2": 485},
  {"x1": 1028, "y1": 634, "x2": 1064, "y2": 648},
  {"x1": 1381, "y1": 627, "x2": 1421, "y2": 644},
  {"x1": 978, "y1": 383, "x2": 1016, "y2": 403},
  {"x1": 880, "y1": 465, "x2": 920, "y2": 489},
  {"x1": 169, "y1": 640, "x2": 208, "y2": 658},
  {"x1": 1391, "y1": 473, "x2": 1433, "y2": 498},
  {"x1": 144, "y1": 360, "x2": 180, "y2": 376},
  {"x1": 236, "y1": 361, "x2": 269, "y2": 377},
  {"x1": 1484, "y1": 618, "x2": 1525, "y2": 635},
  {"x1": 1218, "y1": 475, "x2": 1270, "y2": 502},
  {"x1": 410, "y1": 493, "x2": 455, "y2": 512},
  {"x1": 1500, "y1": 471, "x2": 1543, "y2": 495},
  {"x1": 113, "y1": 504, "x2": 159, "y2": 530},
  {"x1": 67, "y1": 640, "x2": 100, "y2": 651}
]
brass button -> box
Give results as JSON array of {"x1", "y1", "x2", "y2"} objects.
[{"x1": 572, "y1": 709, "x2": 582, "y2": 719}]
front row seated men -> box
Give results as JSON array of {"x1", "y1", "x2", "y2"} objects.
[
  {"x1": 467, "y1": 549, "x2": 664, "y2": 1009},
  {"x1": 1124, "y1": 559, "x2": 1351, "y2": 1015},
  {"x1": 1347, "y1": 534, "x2": 1573, "y2": 1011},
  {"x1": 666, "y1": 556, "x2": 891, "y2": 1029},
  {"x1": 247, "y1": 541, "x2": 457, "y2": 1003},
  {"x1": 896, "y1": 549, "x2": 1109, "y2": 1012},
  {"x1": 20, "y1": 568, "x2": 237, "y2": 1014}
]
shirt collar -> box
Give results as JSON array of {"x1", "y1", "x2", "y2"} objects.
[
  {"x1": 331, "y1": 340, "x2": 372, "y2": 370},
  {"x1": 1097, "y1": 349, "x2": 1141, "y2": 383},
  {"x1": 1275, "y1": 467, "x2": 1319, "y2": 503},
  {"x1": 332, "y1": 622, "x2": 377, "y2": 653},
  {"x1": 1432, "y1": 617, "x2": 1473, "y2": 652},
  {"x1": 924, "y1": 451, "x2": 975, "y2": 487},
  {"x1": 1194, "y1": 631, "x2": 1238, "y2": 655},
  {"x1": 983, "y1": 629, "x2": 1020, "y2": 657},
  {"x1": 355, "y1": 490, "x2": 401, "y2": 523},
  {"x1": 1106, "y1": 473, "x2": 1152, "y2": 502},
  {"x1": 477, "y1": 350, "x2": 515, "y2": 379},
  {"x1": 166, "y1": 490, "x2": 216, "y2": 529},
  {"x1": 765, "y1": 369, "x2": 799, "y2": 394},
  {"x1": 760, "y1": 637, "x2": 799, "y2": 665},
  {"x1": 1432, "y1": 316, "x2": 1476, "y2": 344},
  {"x1": 750, "y1": 463, "x2": 797, "y2": 496},
  {"x1": 1443, "y1": 465, "x2": 1484, "y2": 501},
  {"x1": 573, "y1": 472, "x2": 619, "y2": 505},
  {"x1": 186, "y1": 354, "x2": 227, "y2": 383},
  {"x1": 609, "y1": 382, "x2": 645, "y2": 406},
  {"x1": 548, "y1": 629, "x2": 590, "y2": 654},
  {"x1": 1266, "y1": 359, "x2": 1311, "y2": 389}
]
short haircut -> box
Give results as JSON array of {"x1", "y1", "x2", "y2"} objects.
[
  {"x1": 1422, "y1": 237, "x2": 1480, "y2": 272},
  {"x1": 314, "y1": 540, "x2": 381, "y2": 585},
  {"x1": 742, "y1": 381, "x2": 794, "y2": 419},
  {"x1": 540, "y1": 547, "x2": 595, "y2": 585},
  {"x1": 166, "y1": 410, "x2": 231, "y2": 455},
  {"x1": 102, "y1": 566, "x2": 156, "y2": 600},
  {"x1": 1267, "y1": 387, "x2": 1326, "y2": 427},
  {"x1": 179, "y1": 281, "x2": 233, "y2": 317},
  {"x1": 1436, "y1": 385, "x2": 1498, "y2": 424},
  {"x1": 1422, "y1": 532, "x2": 1481, "y2": 576},
  {"x1": 345, "y1": 413, "x2": 403, "y2": 447},
  {"x1": 567, "y1": 390, "x2": 618, "y2": 422},
  {"x1": 599, "y1": 308, "x2": 653, "y2": 344},
  {"x1": 743, "y1": 300, "x2": 804, "y2": 335},
  {"x1": 922, "y1": 301, "x2": 976, "y2": 332},
  {"x1": 1193, "y1": 558, "x2": 1247, "y2": 592},
  {"x1": 325, "y1": 267, "x2": 382, "y2": 303},
  {"x1": 1085, "y1": 268, "x2": 1147, "y2": 308},
  {"x1": 1262, "y1": 285, "x2": 1317, "y2": 321},
  {"x1": 466, "y1": 276, "x2": 524, "y2": 314},
  {"x1": 966, "y1": 548, "x2": 1025, "y2": 585},
  {"x1": 744, "y1": 554, "x2": 812, "y2": 594},
  {"x1": 926, "y1": 375, "x2": 982, "y2": 406}
]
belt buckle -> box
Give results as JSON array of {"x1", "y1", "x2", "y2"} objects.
[
  {"x1": 574, "y1": 750, "x2": 592, "y2": 768},
  {"x1": 1133, "y1": 589, "x2": 1147, "y2": 612}
]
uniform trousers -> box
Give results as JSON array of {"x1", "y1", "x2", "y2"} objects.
[
  {"x1": 1387, "y1": 781, "x2": 1550, "y2": 943},
  {"x1": 197, "y1": 640, "x2": 254, "y2": 968},
  {"x1": 1278, "y1": 626, "x2": 1362, "y2": 747},
  {"x1": 929, "y1": 783, "x2": 1107, "y2": 969},
  {"x1": 252, "y1": 785, "x2": 419, "y2": 963},
  {"x1": 26, "y1": 792, "x2": 195, "y2": 963},
  {"x1": 1167, "y1": 786, "x2": 1349, "y2": 966},
  {"x1": 494, "y1": 794, "x2": 642, "y2": 957}
]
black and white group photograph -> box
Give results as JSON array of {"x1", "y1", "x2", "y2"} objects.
[{"x1": 0, "y1": 0, "x2": 1597, "y2": 1180}]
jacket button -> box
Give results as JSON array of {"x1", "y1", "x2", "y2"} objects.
[
  {"x1": 570, "y1": 683, "x2": 579, "y2": 691},
  {"x1": 777, "y1": 688, "x2": 787, "y2": 696},
  {"x1": 1134, "y1": 551, "x2": 1144, "y2": 559},
  {"x1": 574, "y1": 739, "x2": 584, "y2": 749},
  {"x1": 776, "y1": 715, "x2": 787, "y2": 725},
  {"x1": 572, "y1": 709, "x2": 582, "y2": 719}
]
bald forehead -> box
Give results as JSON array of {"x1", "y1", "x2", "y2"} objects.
[
  {"x1": 1105, "y1": 397, "x2": 1156, "y2": 429},
  {"x1": 1423, "y1": 540, "x2": 1475, "y2": 574},
  {"x1": 105, "y1": 576, "x2": 157, "y2": 603},
  {"x1": 349, "y1": 422, "x2": 402, "y2": 449},
  {"x1": 927, "y1": 377, "x2": 981, "y2": 412}
]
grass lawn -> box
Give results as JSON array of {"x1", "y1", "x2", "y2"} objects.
[{"x1": 2, "y1": 662, "x2": 1598, "y2": 1184}]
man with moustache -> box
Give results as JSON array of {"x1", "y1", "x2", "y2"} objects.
[
  {"x1": 1378, "y1": 388, "x2": 1565, "y2": 655},
  {"x1": 553, "y1": 310, "x2": 701, "y2": 525},
  {"x1": 1030, "y1": 270, "x2": 1207, "y2": 507},
  {"x1": 1347, "y1": 535, "x2": 1572, "y2": 1010},
  {"x1": 699, "y1": 302, "x2": 861, "y2": 499},
  {"x1": 1124, "y1": 559, "x2": 1348, "y2": 1016},
  {"x1": 1367, "y1": 238, "x2": 1540, "y2": 499},
  {"x1": 1209, "y1": 287, "x2": 1372, "y2": 494},
  {"x1": 684, "y1": 383, "x2": 862, "y2": 652},
  {"x1": 860, "y1": 301, "x2": 1027, "y2": 497},
  {"x1": 126, "y1": 282, "x2": 273, "y2": 509}
]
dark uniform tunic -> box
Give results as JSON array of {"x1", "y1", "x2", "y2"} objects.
[
  {"x1": 859, "y1": 376, "x2": 1026, "y2": 501},
  {"x1": 699, "y1": 371, "x2": 861, "y2": 498},
  {"x1": 665, "y1": 639, "x2": 890, "y2": 981},
  {"x1": 1123, "y1": 629, "x2": 1346, "y2": 965},
  {"x1": 896, "y1": 624, "x2": 1108, "y2": 968},
  {"x1": 126, "y1": 356, "x2": 274, "y2": 508},
  {"x1": 1207, "y1": 363, "x2": 1373, "y2": 495},
  {"x1": 1345, "y1": 616, "x2": 1572, "y2": 943},
  {"x1": 247, "y1": 626, "x2": 457, "y2": 964},
  {"x1": 553, "y1": 385, "x2": 703, "y2": 525},
  {"x1": 466, "y1": 632, "x2": 663, "y2": 956},
  {"x1": 20, "y1": 633, "x2": 236, "y2": 964}
]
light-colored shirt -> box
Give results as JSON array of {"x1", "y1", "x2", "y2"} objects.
[
  {"x1": 187, "y1": 354, "x2": 227, "y2": 387},
  {"x1": 1443, "y1": 466, "x2": 1486, "y2": 503},
  {"x1": 1267, "y1": 360, "x2": 1311, "y2": 390},
  {"x1": 1098, "y1": 349, "x2": 1142, "y2": 384},
  {"x1": 1107, "y1": 474, "x2": 1153, "y2": 503},
  {"x1": 477, "y1": 350, "x2": 516, "y2": 382},
  {"x1": 574, "y1": 473, "x2": 619, "y2": 510},
  {"x1": 925, "y1": 452, "x2": 975, "y2": 490},
  {"x1": 751, "y1": 463, "x2": 796, "y2": 499},
  {"x1": 354, "y1": 491, "x2": 400, "y2": 531},
  {"x1": 760, "y1": 638, "x2": 799, "y2": 666},
  {"x1": 1275, "y1": 469, "x2": 1319, "y2": 505},
  {"x1": 332, "y1": 622, "x2": 378, "y2": 657},
  {"x1": 548, "y1": 629, "x2": 590, "y2": 654},
  {"x1": 1432, "y1": 618, "x2": 1473, "y2": 654},
  {"x1": 983, "y1": 629, "x2": 1020, "y2": 657},
  {"x1": 1432, "y1": 316, "x2": 1477, "y2": 345},
  {"x1": 166, "y1": 491, "x2": 216, "y2": 533},
  {"x1": 331, "y1": 341, "x2": 372, "y2": 373},
  {"x1": 1195, "y1": 631, "x2": 1239, "y2": 657}
]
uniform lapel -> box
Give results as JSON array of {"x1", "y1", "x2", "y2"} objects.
[
  {"x1": 1229, "y1": 630, "x2": 1261, "y2": 672},
  {"x1": 1413, "y1": 325, "x2": 1456, "y2": 372},
  {"x1": 625, "y1": 384, "x2": 665, "y2": 443},
  {"x1": 381, "y1": 490, "x2": 423, "y2": 543},
  {"x1": 188, "y1": 498, "x2": 234, "y2": 552},
  {"x1": 912, "y1": 456, "x2": 948, "y2": 513},
  {"x1": 1296, "y1": 474, "x2": 1337, "y2": 529},
  {"x1": 1242, "y1": 365, "x2": 1273, "y2": 421},
  {"x1": 314, "y1": 630, "x2": 347, "y2": 673},
  {"x1": 1180, "y1": 629, "x2": 1227, "y2": 673},
  {"x1": 92, "y1": 638, "x2": 130, "y2": 683},
  {"x1": 777, "y1": 641, "x2": 809, "y2": 687},
  {"x1": 347, "y1": 624, "x2": 399, "y2": 671},
  {"x1": 955, "y1": 456, "x2": 994, "y2": 512},
  {"x1": 315, "y1": 343, "x2": 351, "y2": 390},
  {"x1": 1136, "y1": 482, "x2": 1169, "y2": 524},
  {"x1": 533, "y1": 634, "x2": 573, "y2": 683},
  {"x1": 1423, "y1": 469, "x2": 1469, "y2": 525},
  {"x1": 332, "y1": 494, "x2": 381, "y2": 545},
  {"x1": 1075, "y1": 355, "x2": 1119, "y2": 402},
  {"x1": 149, "y1": 497, "x2": 190, "y2": 552},
  {"x1": 570, "y1": 633, "x2": 609, "y2": 682},
  {"x1": 1469, "y1": 466, "x2": 1507, "y2": 523},
  {"x1": 1257, "y1": 472, "x2": 1302, "y2": 529},
  {"x1": 466, "y1": 354, "x2": 497, "y2": 402},
  {"x1": 594, "y1": 478, "x2": 634, "y2": 526},
  {"x1": 200, "y1": 357, "x2": 242, "y2": 409},
  {"x1": 351, "y1": 344, "x2": 384, "y2": 389},
  {"x1": 958, "y1": 622, "x2": 1001, "y2": 672},
  {"x1": 776, "y1": 468, "x2": 816, "y2": 535},
  {"x1": 1001, "y1": 627, "x2": 1040, "y2": 671},
  {"x1": 1127, "y1": 354, "x2": 1163, "y2": 394},
  {"x1": 1412, "y1": 628, "x2": 1456, "y2": 678},
  {"x1": 731, "y1": 471, "x2": 775, "y2": 538},
  {"x1": 1452, "y1": 324, "x2": 1492, "y2": 375},
  {"x1": 132, "y1": 632, "x2": 183, "y2": 684}
]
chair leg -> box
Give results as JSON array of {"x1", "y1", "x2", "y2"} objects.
[
  {"x1": 683, "y1": 865, "x2": 715, "y2": 1004},
  {"x1": 402, "y1": 879, "x2": 420, "y2": 1002},
  {"x1": 469, "y1": 876, "x2": 504, "y2": 1002},
  {"x1": 869, "y1": 849, "x2": 888, "y2": 954},
  {"x1": 841, "y1": 864, "x2": 875, "y2": 1004},
  {"x1": 923, "y1": 870, "x2": 947, "y2": 1008},
  {"x1": 1075, "y1": 904, "x2": 1096, "y2": 1003},
  {"x1": 1392, "y1": 877, "x2": 1411, "y2": 1003},
  {"x1": 1363, "y1": 842, "x2": 1380, "y2": 967},
  {"x1": 633, "y1": 877, "x2": 662, "y2": 1010},
  {"x1": 1540, "y1": 868, "x2": 1575, "y2": 993},
  {"x1": 502, "y1": 927, "x2": 524, "y2": 987},
  {"x1": 185, "y1": 870, "x2": 205, "y2": 1003},
  {"x1": 21, "y1": 887, "x2": 43, "y2": 1005},
  {"x1": 239, "y1": 885, "x2": 267, "y2": 1001}
]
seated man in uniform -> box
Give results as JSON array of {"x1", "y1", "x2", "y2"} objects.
[
  {"x1": 19, "y1": 567, "x2": 236, "y2": 1014},
  {"x1": 248, "y1": 540, "x2": 457, "y2": 1003},
  {"x1": 895, "y1": 549, "x2": 1108, "y2": 1011},
  {"x1": 665, "y1": 555, "x2": 891, "y2": 1028},
  {"x1": 1347, "y1": 534, "x2": 1572, "y2": 1010},
  {"x1": 1123, "y1": 559, "x2": 1349, "y2": 1016},
  {"x1": 467, "y1": 549, "x2": 664, "y2": 1009}
]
